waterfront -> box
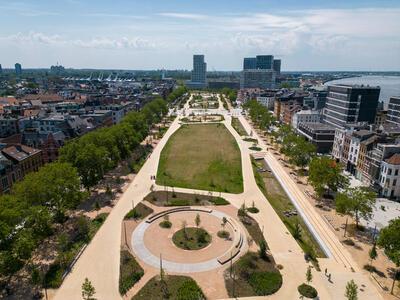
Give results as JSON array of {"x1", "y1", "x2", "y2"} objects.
[{"x1": 325, "y1": 75, "x2": 400, "y2": 104}]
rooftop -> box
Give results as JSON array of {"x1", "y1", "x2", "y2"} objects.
[{"x1": 385, "y1": 153, "x2": 400, "y2": 165}]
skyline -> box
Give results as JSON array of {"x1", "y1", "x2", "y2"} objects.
[{"x1": 1, "y1": 0, "x2": 400, "y2": 71}]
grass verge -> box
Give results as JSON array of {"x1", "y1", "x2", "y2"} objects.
[
  {"x1": 251, "y1": 158, "x2": 325, "y2": 264},
  {"x1": 231, "y1": 117, "x2": 248, "y2": 136}
]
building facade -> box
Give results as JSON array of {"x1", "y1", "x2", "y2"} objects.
[
  {"x1": 323, "y1": 84, "x2": 380, "y2": 129},
  {"x1": 15, "y1": 63, "x2": 22, "y2": 75},
  {"x1": 243, "y1": 58, "x2": 257, "y2": 70},
  {"x1": 190, "y1": 55, "x2": 207, "y2": 88},
  {"x1": 387, "y1": 96, "x2": 400, "y2": 126}
]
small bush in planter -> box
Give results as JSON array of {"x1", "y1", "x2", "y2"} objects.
[
  {"x1": 159, "y1": 215, "x2": 172, "y2": 228},
  {"x1": 217, "y1": 230, "x2": 230, "y2": 239},
  {"x1": 298, "y1": 283, "x2": 318, "y2": 299}
]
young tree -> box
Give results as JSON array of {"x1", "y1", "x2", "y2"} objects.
[
  {"x1": 336, "y1": 187, "x2": 376, "y2": 229},
  {"x1": 345, "y1": 280, "x2": 358, "y2": 300},
  {"x1": 308, "y1": 157, "x2": 349, "y2": 198},
  {"x1": 221, "y1": 217, "x2": 228, "y2": 231},
  {"x1": 378, "y1": 218, "x2": 400, "y2": 293},
  {"x1": 369, "y1": 243, "x2": 378, "y2": 269},
  {"x1": 82, "y1": 278, "x2": 96, "y2": 300},
  {"x1": 259, "y1": 239, "x2": 267, "y2": 260},
  {"x1": 293, "y1": 222, "x2": 302, "y2": 240},
  {"x1": 195, "y1": 213, "x2": 201, "y2": 228},
  {"x1": 182, "y1": 220, "x2": 188, "y2": 240},
  {"x1": 306, "y1": 266, "x2": 313, "y2": 284}
]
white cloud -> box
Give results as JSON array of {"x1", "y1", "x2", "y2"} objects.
[
  {"x1": 3, "y1": 32, "x2": 159, "y2": 50},
  {"x1": 157, "y1": 12, "x2": 208, "y2": 20},
  {"x1": 73, "y1": 37, "x2": 158, "y2": 50}
]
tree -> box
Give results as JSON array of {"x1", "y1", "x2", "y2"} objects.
[
  {"x1": 308, "y1": 157, "x2": 349, "y2": 198},
  {"x1": 378, "y1": 218, "x2": 400, "y2": 293},
  {"x1": 259, "y1": 240, "x2": 267, "y2": 259},
  {"x1": 293, "y1": 222, "x2": 302, "y2": 240},
  {"x1": 82, "y1": 278, "x2": 96, "y2": 300},
  {"x1": 369, "y1": 243, "x2": 378, "y2": 268},
  {"x1": 221, "y1": 217, "x2": 228, "y2": 231},
  {"x1": 336, "y1": 187, "x2": 376, "y2": 229},
  {"x1": 286, "y1": 136, "x2": 316, "y2": 169},
  {"x1": 195, "y1": 214, "x2": 201, "y2": 228},
  {"x1": 345, "y1": 280, "x2": 358, "y2": 300},
  {"x1": 182, "y1": 220, "x2": 188, "y2": 239},
  {"x1": 306, "y1": 266, "x2": 313, "y2": 284},
  {"x1": 13, "y1": 162, "x2": 85, "y2": 218}
]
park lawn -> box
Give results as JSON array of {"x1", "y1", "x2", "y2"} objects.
[
  {"x1": 251, "y1": 158, "x2": 325, "y2": 262},
  {"x1": 157, "y1": 124, "x2": 243, "y2": 193}
]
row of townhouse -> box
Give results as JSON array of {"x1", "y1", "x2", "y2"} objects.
[{"x1": 332, "y1": 123, "x2": 400, "y2": 200}]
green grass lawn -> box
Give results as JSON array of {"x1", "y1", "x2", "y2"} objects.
[
  {"x1": 251, "y1": 158, "x2": 325, "y2": 263},
  {"x1": 157, "y1": 124, "x2": 243, "y2": 193}
]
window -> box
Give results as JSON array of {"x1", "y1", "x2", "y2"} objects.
[
  {"x1": 396, "y1": 169, "x2": 399, "y2": 176},
  {"x1": 393, "y1": 179, "x2": 397, "y2": 186},
  {"x1": 389, "y1": 168, "x2": 392, "y2": 175}
]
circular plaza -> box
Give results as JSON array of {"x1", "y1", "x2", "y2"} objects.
[{"x1": 131, "y1": 207, "x2": 248, "y2": 273}]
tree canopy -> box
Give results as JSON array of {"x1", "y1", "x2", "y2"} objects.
[
  {"x1": 335, "y1": 186, "x2": 376, "y2": 228},
  {"x1": 308, "y1": 156, "x2": 349, "y2": 197},
  {"x1": 378, "y1": 218, "x2": 400, "y2": 267}
]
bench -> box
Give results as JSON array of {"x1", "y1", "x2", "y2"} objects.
[
  {"x1": 217, "y1": 218, "x2": 244, "y2": 265},
  {"x1": 145, "y1": 207, "x2": 213, "y2": 223}
]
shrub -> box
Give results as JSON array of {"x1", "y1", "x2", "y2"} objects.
[
  {"x1": 176, "y1": 279, "x2": 205, "y2": 300},
  {"x1": 43, "y1": 263, "x2": 63, "y2": 288},
  {"x1": 247, "y1": 207, "x2": 259, "y2": 214},
  {"x1": 248, "y1": 272, "x2": 282, "y2": 296},
  {"x1": 297, "y1": 283, "x2": 318, "y2": 298},
  {"x1": 249, "y1": 146, "x2": 262, "y2": 151},
  {"x1": 343, "y1": 239, "x2": 355, "y2": 246},
  {"x1": 119, "y1": 251, "x2": 144, "y2": 295},
  {"x1": 160, "y1": 220, "x2": 172, "y2": 228},
  {"x1": 167, "y1": 199, "x2": 191, "y2": 206},
  {"x1": 217, "y1": 230, "x2": 230, "y2": 239},
  {"x1": 211, "y1": 197, "x2": 229, "y2": 205},
  {"x1": 125, "y1": 209, "x2": 141, "y2": 220}
]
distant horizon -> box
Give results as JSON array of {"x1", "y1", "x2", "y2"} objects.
[
  {"x1": 1, "y1": 66, "x2": 400, "y2": 73},
  {"x1": 1, "y1": 0, "x2": 399, "y2": 71}
]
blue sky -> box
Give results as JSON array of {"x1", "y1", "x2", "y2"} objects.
[{"x1": 1, "y1": 0, "x2": 400, "y2": 71}]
